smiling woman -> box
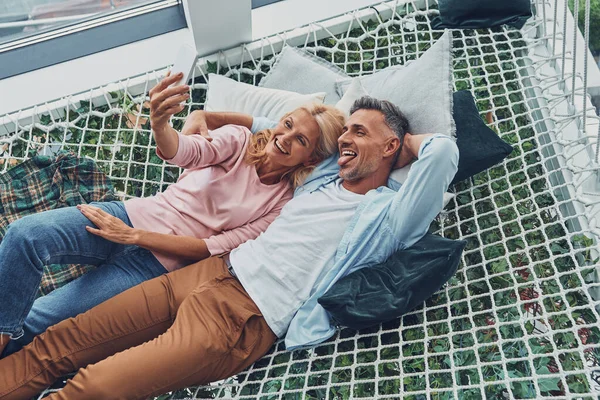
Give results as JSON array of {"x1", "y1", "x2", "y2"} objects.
[
  {"x1": 0, "y1": 70, "x2": 345, "y2": 365},
  {"x1": 0, "y1": 91, "x2": 350, "y2": 400},
  {"x1": 248, "y1": 106, "x2": 341, "y2": 188}
]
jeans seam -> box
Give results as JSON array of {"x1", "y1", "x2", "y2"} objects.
[
  {"x1": 103, "y1": 245, "x2": 138, "y2": 265},
  {"x1": 104, "y1": 246, "x2": 163, "y2": 270},
  {"x1": 10, "y1": 267, "x2": 44, "y2": 337},
  {"x1": 41, "y1": 250, "x2": 108, "y2": 266},
  {"x1": 0, "y1": 316, "x2": 172, "y2": 397}
]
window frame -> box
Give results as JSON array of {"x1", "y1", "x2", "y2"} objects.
[
  {"x1": 0, "y1": 0, "x2": 283, "y2": 80},
  {"x1": 0, "y1": 0, "x2": 388, "y2": 116}
]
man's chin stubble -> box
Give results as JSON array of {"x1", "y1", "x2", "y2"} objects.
[{"x1": 340, "y1": 169, "x2": 359, "y2": 182}]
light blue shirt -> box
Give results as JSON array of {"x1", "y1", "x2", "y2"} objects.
[{"x1": 246, "y1": 117, "x2": 459, "y2": 350}]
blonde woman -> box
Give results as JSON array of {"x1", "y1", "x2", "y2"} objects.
[{"x1": 0, "y1": 72, "x2": 345, "y2": 357}]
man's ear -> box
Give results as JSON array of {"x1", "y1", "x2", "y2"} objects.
[{"x1": 383, "y1": 136, "x2": 401, "y2": 158}]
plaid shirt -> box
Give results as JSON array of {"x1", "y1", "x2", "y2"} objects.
[{"x1": 0, "y1": 151, "x2": 116, "y2": 296}]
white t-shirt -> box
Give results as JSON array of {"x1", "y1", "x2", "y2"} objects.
[{"x1": 230, "y1": 178, "x2": 363, "y2": 337}]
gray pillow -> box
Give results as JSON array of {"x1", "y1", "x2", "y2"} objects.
[
  {"x1": 336, "y1": 31, "x2": 455, "y2": 136},
  {"x1": 259, "y1": 46, "x2": 348, "y2": 105}
]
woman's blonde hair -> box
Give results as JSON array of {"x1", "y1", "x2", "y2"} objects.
[{"x1": 245, "y1": 103, "x2": 345, "y2": 188}]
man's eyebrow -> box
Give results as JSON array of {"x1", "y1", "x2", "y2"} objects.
[{"x1": 348, "y1": 123, "x2": 368, "y2": 132}]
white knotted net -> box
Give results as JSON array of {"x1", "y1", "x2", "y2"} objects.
[{"x1": 1, "y1": 0, "x2": 599, "y2": 398}]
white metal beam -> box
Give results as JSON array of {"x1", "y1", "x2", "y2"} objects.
[{"x1": 0, "y1": 0, "x2": 385, "y2": 116}]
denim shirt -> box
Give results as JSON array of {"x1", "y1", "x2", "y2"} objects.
[{"x1": 250, "y1": 117, "x2": 459, "y2": 349}]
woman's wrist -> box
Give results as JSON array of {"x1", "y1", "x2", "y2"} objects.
[
  {"x1": 129, "y1": 228, "x2": 144, "y2": 246},
  {"x1": 152, "y1": 123, "x2": 171, "y2": 137}
]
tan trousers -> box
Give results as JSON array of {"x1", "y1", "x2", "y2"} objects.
[{"x1": 0, "y1": 257, "x2": 276, "y2": 400}]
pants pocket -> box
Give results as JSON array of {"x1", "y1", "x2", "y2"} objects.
[{"x1": 232, "y1": 312, "x2": 264, "y2": 355}]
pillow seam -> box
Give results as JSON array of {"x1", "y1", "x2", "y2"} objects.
[{"x1": 288, "y1": 46, "x2": 348, "y2": 77}]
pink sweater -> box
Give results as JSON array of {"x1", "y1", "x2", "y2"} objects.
[{"x1": 124, "y1": 125, "x2": 292, "y2": 271}]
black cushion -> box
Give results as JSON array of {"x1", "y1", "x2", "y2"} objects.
[
  {"x1": 318, "y1": 234, "x2": 466, "y2": 330},
  {"x1": 432, "y1": 0, "x2": 532, "y2": 29},
  {"x1": 452, "y1": 90, "x2": 514, "y2": 184}
]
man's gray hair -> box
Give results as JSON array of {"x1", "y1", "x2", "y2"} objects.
[{"x1": 349, "y1": 96, "x2": 410, "y2": 143}]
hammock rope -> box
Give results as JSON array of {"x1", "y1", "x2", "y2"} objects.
[{"x1": 1, "y1": 0, "x2": 599, "y2": 398}]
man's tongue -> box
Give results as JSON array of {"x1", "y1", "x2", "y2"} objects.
[{"x1": 338, "y1": 154, "x2": 355, "y2": 167}]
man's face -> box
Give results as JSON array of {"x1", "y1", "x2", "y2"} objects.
[{"x1": 337, "y1": 109, "x2": 395, "y2": 182}]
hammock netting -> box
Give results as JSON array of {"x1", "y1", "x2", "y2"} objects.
[{"x1": 1, "y1": 0, "x2": 600, "y2": 398}]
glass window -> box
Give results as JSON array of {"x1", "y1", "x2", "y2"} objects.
[
  {"x1": 0, "y1": 0, "x2": 286, "y2": 80},
  {"x1": 0, "y1": 0, "x2": 164, "y2": 45}
]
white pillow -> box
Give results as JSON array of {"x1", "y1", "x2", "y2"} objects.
[
  {"x1": 336, "y1": 31, "x2": 455, "y2": 137},
  {"x1": 335, "y1": 78, "x2": 368, "y2": 116},
  {"x1": 205, "y1": 74, "x2": 326, "y2": 121},
  {"x1": 259, "y1": 46, "x2": 348, "y2": 105}
]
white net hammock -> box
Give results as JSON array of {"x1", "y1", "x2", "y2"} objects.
[{"x1": 1, "y1": 0, "x2": 600, "y2": 398}]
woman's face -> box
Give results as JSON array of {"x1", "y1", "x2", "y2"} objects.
[{"x1": 265, "y1": 108, "x2": 321, "y2": 168}]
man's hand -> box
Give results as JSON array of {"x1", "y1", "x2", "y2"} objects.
[
  {"x1": 182, "y1": 110, "x2": 212, "y2": 142},
  {"x1": 394, "y1": 133, "x2": 434, "y2": 169},
  {"x1": 77, "y1": 205, "x2": 139, "y2": 245},
  {"x1": 149, "y1": 72, "x2": 190, "y2": 132}
]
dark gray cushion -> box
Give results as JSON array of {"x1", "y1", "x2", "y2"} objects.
[
  {"x1": 318, "y1": 234, "x2": 466, "y2": 330},
  {"x1": 452, "y1": 90, "x2": 514, "y2": 184},
  {"x1": 432, "y1": 0, "x2": 532, "y2": 29}
]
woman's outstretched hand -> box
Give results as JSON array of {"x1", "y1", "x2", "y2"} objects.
[
  {"x1": 182, "y1": 110, "x2": 212, "y2": 141},
  {"x1": 149, "y1": 72, "x2": 190, "y2": 132},
  {"x1": 77, "y1": 205, "x2": 139, "y2": 245}
]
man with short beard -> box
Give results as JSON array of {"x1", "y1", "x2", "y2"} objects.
[
  {"x1": 236, "y1": 96, "x2": 459, "y2": 348},
  {"x1": 0, "y1": 96, "x2": 458, "y2": 399}
]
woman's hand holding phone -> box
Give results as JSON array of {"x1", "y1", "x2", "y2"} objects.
[
  {"x1": 147, "y1": 73, "x2": 190, "y2": 158},
  {"x1": 149, "y1": 72, "x2": 190, "y2": 132}
]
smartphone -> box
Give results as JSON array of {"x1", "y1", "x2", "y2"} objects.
[{"x1": 170, "y1": 44, "x2": 198, "y2": 86}]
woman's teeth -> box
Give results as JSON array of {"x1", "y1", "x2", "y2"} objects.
[{"x1": 275, "y1": 139, "x2": 289, "y2": 154}]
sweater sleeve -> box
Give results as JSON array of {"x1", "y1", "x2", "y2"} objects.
[
  {"x1": 156, "y1": 125, "x2": 248, "y2": 169},
  {"x1": 204, "y1": 189, "x2": 293, "y2": 255}
]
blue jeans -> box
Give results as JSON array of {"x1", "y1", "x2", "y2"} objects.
[{"x1": 0, "y1": 201, "x2": 167, "y2": 357}]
